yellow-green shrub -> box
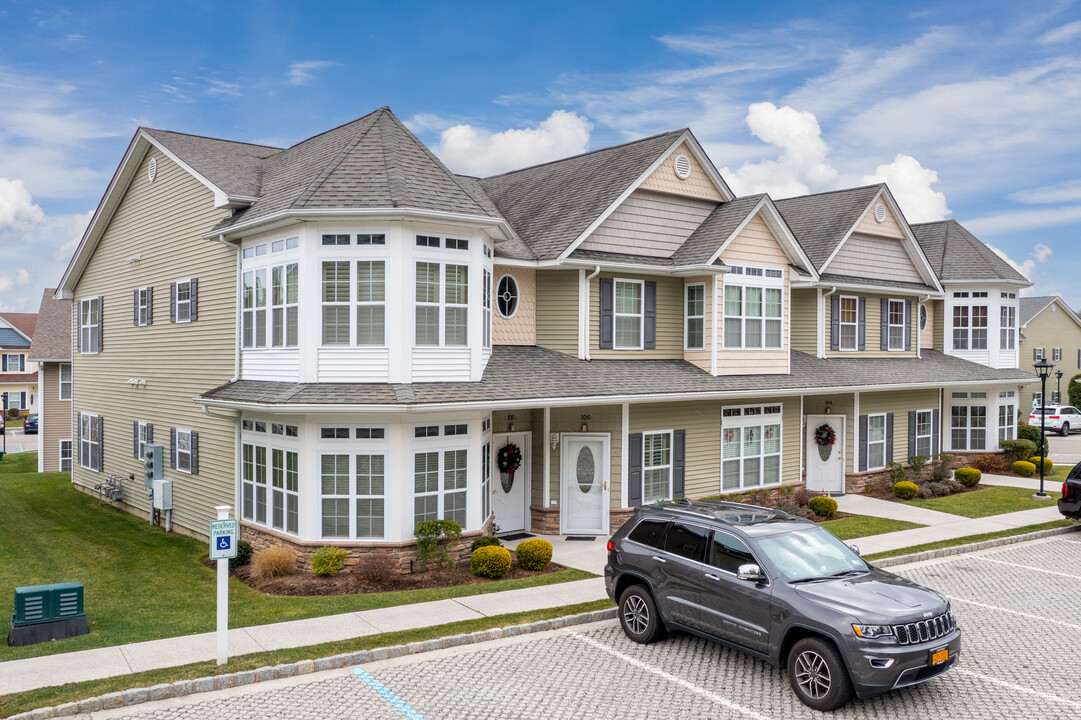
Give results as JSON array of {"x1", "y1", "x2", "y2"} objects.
[
  {"x1": 1013, "y1": 460, "x2": 1037, "y2": 478},
  {"x1": 252, "y1": 546, "x2": 296, "y2": 579},
  {"x1": 515, "y1": 538, "x2": 554, "y2": 571},
  {"x1": 808, "y1": 496, "x2": 838, "y2": 517},
  {"x1": 954, "y1": 467, "x2": 981, "y2": 488},
  {"x1": 1028, "y1": 456, "x2": 1053, "y2": 473},
  {"x1": 893, "y1": 480, "x2": 919, "y2": 500},
  {"x1": 470, "y1": 545, "x2": 512, "y2": 578},
  {"x1": 311, "y1": 546, "x2": 348, "y2": 577}
]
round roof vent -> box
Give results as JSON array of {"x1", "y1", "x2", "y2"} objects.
[
  {"x1": 148, "y1": 158, "x2": 157, "y2": 183},
  {"x1": 673, "y1": 154, "x2": 692, "y2": 180},
  {"x1": 874, "y1": 202, "x2": 886, "y2": 223}
]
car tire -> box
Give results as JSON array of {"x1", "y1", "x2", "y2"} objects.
[
  {"x1": 787, "y1": 637, "x2": 853, "y2": 711},
  {"x1": 1061, "y1": 423, "x2": 1070, "y2": 437},
  {"x1": 618, "y1": 585, "x2": 666, "y2": 644}
]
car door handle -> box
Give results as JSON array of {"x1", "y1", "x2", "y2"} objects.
[
  {"x1": 705, "y1": 573, "x2": 721, "y2": 581},
  {"x1": 651, "y1": 556, "x2": 667, "y2": 563}
]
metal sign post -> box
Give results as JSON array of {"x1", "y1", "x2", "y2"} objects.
[{"x1": 209, "y1": 507, "x2": 238, "y2": 665}]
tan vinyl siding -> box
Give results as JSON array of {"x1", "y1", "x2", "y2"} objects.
[
  {"x1": 1019, "y1": 301, "x2": 1081, "y2": 409},
  {"x1": 71, "y1": 149, "x2": 235, "y2": 539},
  {"x1": 859, "y1": 390, "x2": 940, "y2": 466},
  {"x1": 638, "y1": 141, "x2": 725, "y2": 202},
  {"x1": 40, "y1": 363, "x2": 71, "y2": 472},
  {"x1": 791, "y1": 288, "x2": 818, "y2": 354},
  {"x1": 854, "y1": 201, "x2": 906, "y2": 239},
  {"x1": 826, "y1": 292, "x2": 918, "y2": 359},
  {"x1": 547, "y1": 405, "x2": 621, "y2": 507},
  {"x1": 535, "y1": 269, "x2": 578, "y2": 355},
  {"x1": 826, "y1": 234, "x2": 923, "y2": 284},
  {"x1": 591, "y1": 273, "x2": 683, "y2": 359},
  {"x1": 933, "y1": 300, "x2": 944, "y2": 351},
  {"x1": 492, "y1": 266, "x2": 536, "y2": 345},
  {"x1": 919, "y1": 301, "x2": 935, "y2": 349},
  {"x1": 579, "y1": 190, "x2": 716, "y2": 258},
  {"x1": 683, "y1": 276, "x2": 711, "y2": 371}
]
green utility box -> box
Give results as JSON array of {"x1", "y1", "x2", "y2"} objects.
[{"x1": 8, "y1": 582, "x2": 90, "y2": 646}]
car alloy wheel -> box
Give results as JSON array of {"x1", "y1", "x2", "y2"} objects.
[
  {"x1": 623, "y1": 594, "x2": 649, "y2": 635},
  {"x1": 787, "y1": 637, "x2": 853, "y2": 711},
  {"x1": 617, "y1": 585, "x2": 665, "y2": 644},
  {"x1": 794, "y1": 650, "x2": 831, "y2": 699},
  {"x1": 1061, "y1": 423, "x2": 1070, "y2": 437}
]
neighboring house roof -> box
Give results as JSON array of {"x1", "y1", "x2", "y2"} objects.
[
  {"x1": 477, "y1": 130, "x2": 690, "y2": 260},
  {"x1": 27, "y1": 288, "x2": 72, "y2": 362},
  {"x1": 200, "y1": 346, "x2": 1031, "y2": 409},
  {"x1": 0, "y1": 329, "x2": 31, "y2": 349},
  {"x1": 1017, "y1": 295, "x2": 1081, "y2": 333},
  {"x1": 910, "y1": 220, "x2": 1029, "y2": 284},
  {"x1": 774, "y1": 185, "x2": 883, "y2": 270},
  {"x1": 0, "y1": 313, "x2": 36, "y2": 341},
  {"x1": 0, "y1": 373, "x2": 37, "y2": 384}
]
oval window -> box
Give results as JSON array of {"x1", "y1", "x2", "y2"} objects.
[
  {"x1": 919, "y1": 304, "x2": 928, "y2": 332},
  {"x1": 576, "y1": 446, "x2": 595, "y2": 494},
  {"x1": 497, "y1": 275, "x2": 519, "y2": 319},
  {"x1": 501, "y1": 472, "x2": 514, "y2": 493}
]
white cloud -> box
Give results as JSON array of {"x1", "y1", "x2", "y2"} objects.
[
  {"x1": 433, "y1": 110, "x2": 593, "y2": 176},
  {"x1": 861, "y1": 154, "x2": 950, "y2": 223},
  {"x1": 1040, "y1": 20, "x2": 1081, "y2": 44},
  {"x1": 0, "y1": 178, "x2": 45, "y2": 231},
  {"x1": 286, "y1": 61, "x2": 338, "y2": 86},
  {"x1": 203, "y1": 79, "x2": 242, "y2": 97},
  {"x1": 15, "y1": 268, "x2": 29, "y2": 286},
  {"x1": 405, "y1": 113, "x2": 454, "y2": 133},
  {"x1": 1010, "y1": 180, "x2": 1081, "y2": 205},
  {"x1": 721, "y1": 102, "x2": 837, "y2": 198},
  {"x1": 0, "y1": 277, "x2": 11, "y2": 293},
  {"x1": 963, "y1": 205, "x2": 1081, "y2": 236},
  {"x1": 985, "y1": 243, "x2": 1053, "y2": 282}
]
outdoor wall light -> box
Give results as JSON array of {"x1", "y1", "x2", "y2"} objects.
[
  {"x1": 550, "y1": 433, "x2": 559, "y2": 450},
  {"x1": 824, "y1": 400, "x2": 833, "y2": 415}
]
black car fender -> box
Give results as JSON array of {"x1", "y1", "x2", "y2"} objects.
[
  {"x1": 611, "y1": 571, "x2": 667, "y2": 623},
  {"x1": 774, "y1": 620, "x2": 854, "y2": 676}
]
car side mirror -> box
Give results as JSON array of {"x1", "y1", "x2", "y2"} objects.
[
  {"x1": 849, "y1": 544, "x2": 861, "y2": 556},
  {"x1": 737, "y1": 563, "x2": 763, "y2": 581}
]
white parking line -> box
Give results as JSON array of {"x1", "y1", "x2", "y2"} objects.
[
  {"x1": 570, "y1": 632, "x2": 775, "y2": 720},
  {"x1": 969, "y1": 555, "x2": 1081, "y2": 580},
  {"x1": 944, "y1": 595, "x2": 1081, "y2": 631},
  {"x1": 956, "y1": 669, "x2": 1081, "y2": 709}
]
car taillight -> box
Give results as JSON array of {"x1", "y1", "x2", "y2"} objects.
[
  {"x1": 1050, "y1": 416, "x2": 1060, "y2": 419},
  {"x1": 606, "y1": 540, "x2": 614, "y2": 552},
  {"x1": 1064, "y1": 482, "x2": 1070, "y2": 499}
]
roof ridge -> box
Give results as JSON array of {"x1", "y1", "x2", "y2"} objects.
[
  {"x1": 481, "y1": 128, "x2": 686, "y2": 180},
  {"x1": 281, "y1": 107, "x2": 387, "y2": 151},
  {"x1": 774, "y1": 183, "x2": 884, "y2": 203},
  {"x1": 291, "y1": 110, "x2": 384, "y2": 209},
  {"x1": 142, "y1": 127, "x2": 283, "y2": 152}
]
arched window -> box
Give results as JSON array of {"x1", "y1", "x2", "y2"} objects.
[{"x1": 496, "y1": 275, "x2": 519, "y2": 319}]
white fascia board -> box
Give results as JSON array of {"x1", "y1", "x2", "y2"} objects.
[
  {"x1": 141, "y1": 132, "x2": 237, "y2": 210},
  {"x1": 680, "y1": 131, "x2": 736, "y2": 202},
  {"x1": 1030, "y1": 297, "x2": 1081, "y2": 332},
  {"x1": 796, "y1": 280, "x2": 943, "y2": 298},
  {"x1": 559, "y1": 259, "x2": 726, "y2": 276},
  {"x1": 0, "y1": 320, "x2": 33, "y2": 344},
  {"x1": 705, "y1": 196, "x2": 819, "y2": 280},
  {"x1": 193, "y1": 376, "x2": 1031, "y2": 414},
  {"x1": 944, "y1": 278, "x2": 1031, "y2": 287}
]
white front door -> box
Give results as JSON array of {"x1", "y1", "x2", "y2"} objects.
[
  {"x1": 561, "y1": 434, "x2": 609, "y2": 534},
  {"x1": 805, "y1": 414, "x2": 846, "y2": 495},
  {"x1": 492, "y1": 432, "x2": 530, "y2": 534}
]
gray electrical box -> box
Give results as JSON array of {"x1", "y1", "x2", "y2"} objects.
[
  {"x1": 152, "y1": 479, "x2": 172, "y2": 510},
  {"x1": 143, "y1": 444, "x2": 163, "y2": 488}
]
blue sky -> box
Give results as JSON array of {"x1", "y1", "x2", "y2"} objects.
[{"x1": 1, "y1": 0, "x2": 1079, "y2": 312}]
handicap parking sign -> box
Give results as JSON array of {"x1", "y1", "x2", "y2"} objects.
[{"x1": 209, "y1": 519, "x2": 239, "y2": 560}]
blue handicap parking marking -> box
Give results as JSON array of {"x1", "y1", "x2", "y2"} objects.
[{"x1": 217, "y1": 536, "x2": 231, "y2": 550}]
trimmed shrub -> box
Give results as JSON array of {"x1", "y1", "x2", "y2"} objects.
[
  {"x1": 808, "y1": 496, "x2": 838, "y2": 517},
  {"x1": 1000, "y1": 439, "x2": 1037, "y2": 465},
  {"x1": 355, "y1": 554, "x2": 397, "y2": 584},
  {"x1": 414, "y1": 519, "x2": 463, "y2": 566},
  {"x1": 927, "y1": 481, "x2": 950, "y2": 497},
  {"x1": 1029, "y1": 456, "x2": 1054, "y2": 473},
  {"x1": 5, "y1": 408, "x2": 18, "y2": 419},
  {"x1": 471, "y1": 535, "x2": 503, "y2": 552},
  {"x1": 252, "y1": 546, "x2": 296, "y2": 579},
  {"x1": 908, "y1": 455, "x2": 929, "y2": 473},
  {"x1": 311, "y1": 546, "x2": 349, "y2": 577},
  {"x1": 969, "y1": 454, "x2": 1008, "y2": 474},
  {"x1": 893, "y1": 480, "x2": 919, "y2": 500},
  {"x1": 793, "y1": 487, "x2": 810, "y2": 506},
  {"x1": 1012, "y1": 460, "x2": 1037, "y2": 478},
  {"x1": 930, "y1": 454, "x2": 953, "y2": 482},
  {"x1": 945, "y1": 478, "x2": 964, "y2": 493},
  {"x1": 470, "y1": 545, "x2": 512, "y2": 578},
  {"x1": 887, "y1": 462, "x2": 907, "y2": 484},
  {"x1": 229, "y1": 540, "x2": 254, "y2": 569},
  {"x1": 1017, "y1": 423, "x2": 1049, "y2": 455},
  {"x1": 917, "y1": 484, "x2": 934, "y2": 499},
  {"x1": 954, "y1": 467, "x2": 982, "y2": 488},
  {"x1": 516, "y1": 538, "x2": 554, "y2": 571}
]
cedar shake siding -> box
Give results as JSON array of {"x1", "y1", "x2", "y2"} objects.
[
  {"x1": 492, "y1": 266, "x2": 536, "y2": 346},
  {"x1": 638, "y1": 141, "x2": 726, "y2": 202},
  {"x1": 71, "y1": 149, "x2": 235, "y2": 537}
]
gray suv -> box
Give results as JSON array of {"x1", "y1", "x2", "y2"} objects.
[{"x1": 604, "y1": 501, "x2": 960, "y2": 711}]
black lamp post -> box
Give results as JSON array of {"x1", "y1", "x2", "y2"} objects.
[
  {"x1": 1034, "y1": 358, "x2": 1054, "y2": 497},
  {"x1": 0, "y1": 392, "x2": 6, "y2": 460},
  {"x1": 1056, "y1": 370, "x2": 1064, "y2": 405}
]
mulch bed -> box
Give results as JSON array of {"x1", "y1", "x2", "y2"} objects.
[{"x1": 203, "y1": 557, "x2": 567, "y2": 597}]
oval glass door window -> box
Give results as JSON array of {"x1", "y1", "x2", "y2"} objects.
[
  {"x1": 501, "y1": 472, "x2": 514, "y2": 493},
  {"x1": 497, "y1": 275, "x2": 519, "y2": 318},
  {"x1": 576, "y1": 446, "x2": 595, "y2": 493}
]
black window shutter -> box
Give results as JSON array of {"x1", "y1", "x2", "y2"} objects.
[
  {"x1": 599, "y1": 278, "x2": 614, "y2": 349},
  {"x1": 133, "y1": 421, "x2": 139, "y2": 459},
  {"x1": 77, "y1": 306, "x2": 82, "y2": 354},
  {"x1": 190, "y1": 279, "x2": 198, "y2": 321},
  {"x1": 627, "y1": 432, "x2": 643, "y2": 506},
  {"x1": 170, "y1": 283, "x2": 177, "y2": 323},
  {"x1": 673, "y1": 430, "x2": 685, "y2": 498},
  {"x1": 931, "y1": 410, "x2": 940, "y2": 455},
  {"x1": 170, "y1": 427, "x2": 177, "y2": 470},
  {"x1": 190, "y1": 432, "x2": 199, "y2": 475},
  {"x1": 644, "y1": 281, "x2": 657, "y2": 349},
  {"x1": 880, "y1": 299, "x2": 889, "y2": 351},
  {"x1": 830, "y1": 295, "x2": 840, "y2": 351},
  {"x1": 19, "y1": 356, "x2": 24, "y2": 371},
  {"x1": 859, "y1": 415, "x2": 868, "y2": 472},
  {"x1": 19, "y1": 391, "x2": 25, "y2": 406},
  {"x1": 908, "y1": 411, "x2": 917, "y2": 457},
  {"x1": 95, "y1": 415, "x2": 103, "y2": 471},
  {"x1": 97, "y1": 296, "x2": 103, "y2": 352},
  {"x1": 147, "y1": 287, "x2": 153, "y2": 326},
  {"x1": 133, "y1": 289, "x2": 139, "y2": 326},
  {"x1": 147, "y1": 423, "x2": 153, "y2": 444},
  {"x1": 886, "y1": 413, "x2": 894, "y2": 463},
  {"x1": 904, "y1": 301, "x2": 912, "y2": 351},
  {"x1": 857, "y1": 297, "x2": 866, "y2": 351},
  {"x1": 1077, "y1": 348, "x2": 1080, "y2": 369}
]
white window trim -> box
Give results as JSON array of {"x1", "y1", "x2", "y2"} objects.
[
  {"x1": 642, "y1": 430, "x2": 674, "y2": 504},
  {"x1": 137, "y1": 422, "x2": 151, "y2": 462},
  {"x1": 59, "y1": 439, "x2": 72, "y2": 472},
  {"x1": 482, "y1": 268, "x2": 492, "y2": 350},
  {"x1": 866, "y1": 413, "x2": 887, "y2": 470},
  {"x1": 136, "y1": 287, "x2": 151, "y2": 327},
  {"x1": 2, "y1": 353, "x2": 22, "y2": 372},
  {"x1": 723, "y1": 281, "x2": 784, "y2": 351},
  {"x1": 950, "y1": 405, "x2": 987, "y2": 452},
  {"x1": 919, "y1": 303, "x2": 928, "y2": 332},
  {"x1": 1035, "y1": 347, "x2": 1045, "y2": 361},
  {"x1": 352, "y1": 452, "x2": 386, "y2": 540},
  {"x1": 175, "y1": 428, "x2": 193, "y2": 474},
  {"x1": 78, "y1": 412, "x2": 100, "y2": 471},
  {"x1": 684, "y1": 283, "x2": 705, "y2": 351},
  {"x1": 175, "y1": 278, "x2": 194, "y2": 324},
  {"x1": 242, "y1": 268, "x2": 267, "y2": 348},
  {"x1": 269, "y1": 447, "x2": 300, "y2": 535},
  {"x1": 270, "y1": 262, "x2": 299, "y2": 348},
  {"x1": 999, "y1": 305, "x2": 1016, "y2": 351},
  {"x1": 838, "y1": 295, "x2": 859, "y2": 352},
  {"x1": 613, "y1": 278, "x2": 645, "y2": 350},
  {"x1": 886, "y1": 299, "x2": 906, "y2": 352},
  {"x1": 998, "y1": 403, "x2": 1016, "y2": 442},
  {"x1": 1053, "y1": 347, "x2": 1062, "y2": 362},
  {"x1": 79, "y1": 297, "x2": 101, "y2": 355},
  {"x1": 355, "y1": 259, "x2": 388, "y2": 347},
  {"x1": 915, "y1": 409, "x2": 934, "y2": 457},
  {"x1": 320, "y1": 259, "x2": 350, "y2": 347},
  {"x1": 720, "y1": 404, "x2": 783, "y2": 492},
  {"x1": 242, "y1": 442, "x2": 268, "y2": 525},
  {"x1": 495, "y1": 274, "x2": 520, "y2": 320}
]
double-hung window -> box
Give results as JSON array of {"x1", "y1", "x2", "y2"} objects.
[
  {"x1": 724, "y1": 276, "x2": 783, "y2": 350},
  {"x1": 915, "y1": 409, "x2": 933, "y2": 457},
  {"x1": 1054, "y1": 347, "x2": 1063, "y2": 362},
  {"x1": 271, "y1": 263, "x2": 298, "y2": 347},
  {"x1": 685, "y1": 284, "x2": 705, "y2": 350},
  {"x1": 866, "y1": 414, "x2": 887, "y2": 469},
  {"x1": 950, "y1": 405, "x2": 987, "y2": 451},
  {"x1": 413, "y1": 424, "x2": 469, "y2": 528},
  {"x1": 835, "y1": 296, "x2": 857, "y2": 350},
  {"x1": 59, "y1": 363, "x2": 72, "y2": 400},
  {"x1": 318, "y1": 426, "x2": 387, "y2": 540},
  {"x1": 59, "y1": 440, "x2": 72, "y2": 472},
  {"x1": 321, "y1": 261, "x2": 350, "y2": 345},
  {"x1": 887, "y1": 300, "x2": 906, "y2": 351},
  {"x1": 79, "y1": 297, "x2": 101, "y2": 354},
  {"x1": 243, "y1": 269, "x2": 267, "y2": 348},
  {"x1": 1, "y1": 354, "x2": 23, "y2": 372},
  {"x1": 415, "y1": 262, "x2": 468, "y2": 346},
  {"x1": 174, "y1": 279, "x2": 195, "y2": 323},
  {"x1": 319, "y1": 260, "x2": 387, "y2": 346},
  {"x1": 615, "y1": 280, "x2": 644, "y2": 349},
  {"x1": 242, "y1": 443, "x2": 268, "y2": 524},
  {"x1": 721, "y1": 405, "x2": 782, "y2": 491},
  {"x1": 356, "y1": 261, "x2": 386, "y2": 345},
  {"x1": 998, "y1": 397, "x2": 1016, "y2": 442},
  {"x1": 1000, "y1": 305, "x2": 1016, "y2": 350},
  {"x1": 135, "y1": 287, "x2": 152, "y2": 326},
  {"x1": 78, "y1": 412, "x2": 102, "y2": 471},
  {"x1": 175, "y1": 429, "x2": 193, "y2": 473},
  {"x1": 136, "y1": 422, "x2": 151, "y2": 461},
  {"x1": 270, "y1": 448, "x2": 299, "y2": 534},
  {"x1": 643, "y1": 431, "x2": 673, "y2": 503}
]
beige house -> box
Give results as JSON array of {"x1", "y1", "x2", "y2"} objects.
[
  {"x1": 27, "y1": 289, "x2": 73, "y2": 472},
  {"x1": 1017, "y1": 296, "x2": 1081, "y2": 409},
  {"x1": 0, "y1": 311, "x2": 38, "y2": 417},
  {"x1": 57, "y1": 107, "x2": 1033, "y2": 563}
]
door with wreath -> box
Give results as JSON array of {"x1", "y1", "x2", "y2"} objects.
[
  {"x1": 805, "y1": 414, "x2": 846, "y2": 495},
  {"x1": 492, "y1": 432, "x2": 530, "y2": 533}
]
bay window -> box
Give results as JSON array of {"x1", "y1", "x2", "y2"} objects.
[
  {"x1": 322, "y1": 260, "x2": 386, "y2": 346},
  {"x1": 243, "y1": 269, "x2": 267, "y2": 348},
  {"x1": 271, "y1": 263, "x2": 299, "y2": 347},
  {"x1": 415, "y1": 262, "x2": 468, "y2": 347}
]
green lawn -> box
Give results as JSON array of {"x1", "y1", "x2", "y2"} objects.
[
  {"x1": 906, "y1": 484, "x2": 1061, "y2": 518},
  {"x1": 819, "y1": 515, "x2": 924, "y2": 541},
  {"x1": 0, "y1": 453, "x2": 592, "y2": 662}
]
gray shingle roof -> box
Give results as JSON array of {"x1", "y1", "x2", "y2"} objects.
[
  {"x1": 816, "y1": 273, "x2": 938, "y2": 293},
  {"x1": 201, "y1": 346, "x2": 1031, "y2": 408},
  {"x1": 567, "y1": 249, "x2": 677, "y2": 267},
  {"x1": 1019, "y1": 296, "x2": 1058, "y2": 326},
  {"x1": 670, "y1": 195, "x2": 766, "y2": 266},
  {"x1": 774, "y1": 185, "x2": 884, "y2": 270},
  {"x1": 27, "y1": 289, "x2": 71, "y2": 361},
  {"x1": 143, "y1": 129, "x2": 281, "y2": 199},
  {"x1": 910, "y1": 220, "x2": 1029, "y2": 284},
  {"x1": 477, "y1": 130, "x2": 687, "y2": 260}
]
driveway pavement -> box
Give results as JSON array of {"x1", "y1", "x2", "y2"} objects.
[
  {"x1": 1, "y1": 426, "x2": 39, "y2": 455},
  {"x1": 81, "y1": 535, "x2": 1081, "y2": 720}
]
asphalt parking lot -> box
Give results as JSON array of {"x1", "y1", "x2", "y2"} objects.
[{"x1": 91, "y1": 533, "x2": 1081, "y2": 720}]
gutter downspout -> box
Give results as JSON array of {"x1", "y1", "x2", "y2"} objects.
[
  {"x1": 581, "y1": 266, "x2": 601, "y2": 360},
  {"x1": 820, "y1": 287, "x2": 838, "y2": 359},
  {"x1": 222, "y1": 234, "x2": 241, "y2": 382}
]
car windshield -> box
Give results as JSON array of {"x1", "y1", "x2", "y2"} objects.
[{"x1": 755, "y1": 527, "x2": 868, "y2": 583}]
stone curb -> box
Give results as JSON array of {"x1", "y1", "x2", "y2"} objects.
[
  {"x1": 9, "y1": 608, "x2": 618, "y2": 720},
  {"x1": 873, "y1": 523, "x2": 1081, "y2": 568}
]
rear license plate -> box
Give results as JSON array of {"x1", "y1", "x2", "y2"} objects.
[{"x1": 930, "y1": 647, "x2": 948, "y2": 666}]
